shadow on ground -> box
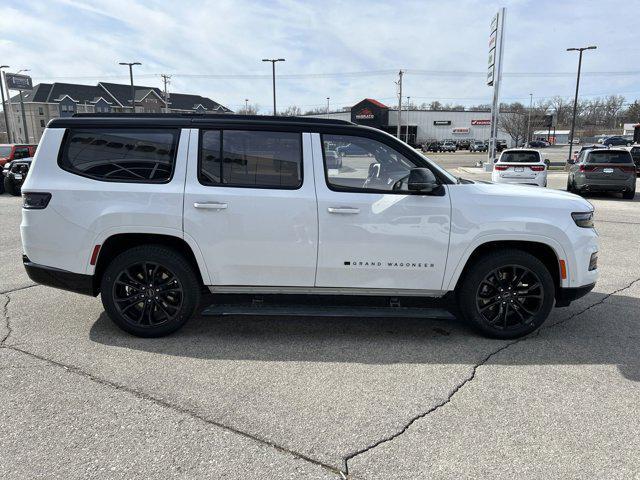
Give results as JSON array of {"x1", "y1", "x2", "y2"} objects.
[{"x1": 89, "y1": 291, "x2": 640, "y2": 381}]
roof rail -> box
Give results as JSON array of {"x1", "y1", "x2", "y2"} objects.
[{"x1": 72, "y1": 112, "x2": 355, "y2": 126}]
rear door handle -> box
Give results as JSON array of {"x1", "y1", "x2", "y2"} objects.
[
  {"x1": 194, "y1": 202, "x2": 228, "y2": 210},
  {"x1": 328, "y1": 207, "x2": 360, "y2": 214}
]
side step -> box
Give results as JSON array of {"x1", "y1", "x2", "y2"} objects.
[{"x1": 201, "y1": 303, "x2": 455, "y2": 320}]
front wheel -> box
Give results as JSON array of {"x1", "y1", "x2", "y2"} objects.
[
  {"x1": 101, "y1": 245, "x2": 201, "y2": 337},
  {"x1": 457, "y1": 249, "x2": 555, "y2": 339}
]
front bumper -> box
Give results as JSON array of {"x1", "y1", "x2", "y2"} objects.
[
  {"x1": 555, "y1": 282, "x2": 596, "y2": 307},
  {"x1": 23, "y1": 255, "x2": 97, "y2": 296}
]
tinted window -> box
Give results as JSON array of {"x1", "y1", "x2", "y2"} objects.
[
  {"x1": 13, "y1": 147, "x2": 30, "y2": 159},
  {"x1": 59, "y1": 129, "x2": 179, "y2": 182},
  {"x1": 499, "y1": 151, "x2": 540, "y2": 163},
  {"x1": 322, "y1": 134, "x2": 419, "y2": 192},
  {"x1": 199, "y1": 130, "x2": 302, "y2": 188},
  {"x1": 586, "y1": 150, "x2": 633, "y2": 164}
]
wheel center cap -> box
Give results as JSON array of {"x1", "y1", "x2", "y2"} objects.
[{"x1": 146, "y1": 289, "x2": 155, "y2": 298}]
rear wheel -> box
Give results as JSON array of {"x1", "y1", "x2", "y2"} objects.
[
  {"x1": 3, "y1": 177, "x2": 19, "y2": 196},
  {"x1": 101, "y1": 245, "x2": 201, "y2": 337},
  {"x1": 622, "y1": 186, "x2": 636, "y2": 200},
  {"x1": 457, "y1": 249, "x2": 555, "y2": 339}
]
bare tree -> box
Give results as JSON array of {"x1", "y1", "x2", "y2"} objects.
[
  {"x1": 237, "y1": 103, "x2": 260, "y2": 115},
  {"x1": 281, "y1": 105, "x2": 302, "y2": 116},
  {"x1": 499, "y1": 111, "x2": 528, "y2": 146}
]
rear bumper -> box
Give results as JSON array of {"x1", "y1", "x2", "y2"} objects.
[
  {"x1": 555, "y1": 282, "x2": 596, "y2": 307},
  {"x1": 23, "y1": 255, "x2": 96, "y2": 296}
]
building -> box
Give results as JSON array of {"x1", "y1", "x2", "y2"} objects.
[
  {"x1": 533, "y1": 129, "x2": 570, "y2": 145},
  {"x1": 4, "y1": 81, "x2": 231, "y2": 143},
  {"x1": 305, "y1": 98, "x2": 514, "y2": 146}
]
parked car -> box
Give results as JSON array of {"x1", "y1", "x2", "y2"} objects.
[
  {"x1": 528, "y1": 140, "x2": 548, "y2": 148},
  {"x1": 324, "y1": 149, "x2": 343, "y2": 169},
  {"x1": 336, "y1": 143, "x2": 371, "y2": 156},
  {"x1": 602, "y1": 136, "x2": 633, "y2": 147},
  {"x1": 491, "y1": 149, "x2": 548, "y2": 187},
  {"x1": 0, "y1": 144, "x2": 37, "y2": 168},
  {"x1": 456, "y1": 139, "x2": 471, "y2": 150},
  {"x1": 623, "y1": 145, "x2": 640, "y2": 173},
  {"x1": 567, "y1": 148, "x2": 636, "y2": 199},
  {"x1": 422, "y1": 141, "x2": 441, "y2": 153},
  {"x1": 496, "y1": 139, "x2": 508, "y2": 152},
  {"x1": 440, "y1": 141, "x2": 457, "y2": 152},
  {"x1": 470, "y1": 140, "x2": 487, "y2": 152},
  {"x1": 21, "y1": 113, "x2": 598, "y2": 340},
  {"x1": 2, "y1": 157, "x2": 32, "y2": 196}
]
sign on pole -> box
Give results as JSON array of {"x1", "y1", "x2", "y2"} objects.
[
  {"x1": 5, "y1": 73, "x2": 33, "y2": 91},
  {"x1": 486, "y1": 8, "x2": 506, "y2": 167}
]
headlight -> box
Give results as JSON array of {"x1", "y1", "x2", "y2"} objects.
[{"x1": 572, "y1": 211, "x2": 594, "y2": 228}]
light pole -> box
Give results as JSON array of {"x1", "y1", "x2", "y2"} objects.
[
  {"x1": 244, "y1": 98, "x2": 249, "y2": 113},
  {"x1": 16, "y1": 68, "x2": 30, "y2": 143},
  {"x1": 326, "y1": 97, "x2": 330, "y2": 116},
  {"x1": 262, "y1": 58, "x2": 285, "y2": 115},
  {"x1": 0, "y1": 65, "x2": 10, "y2": 142},
  {"x1": 567, "y1": 46, "x2": 596, "y2": 162},
  {"x1": 526, "y1": 93, "x2": 532, "y2": 146},
  {"x1": 119, "y1": 62, "x2": 141, "y2": 113}
]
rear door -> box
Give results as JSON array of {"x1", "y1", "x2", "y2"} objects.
[{"x1": 183, "y1": 128, "x2": 318, "y2": 287}]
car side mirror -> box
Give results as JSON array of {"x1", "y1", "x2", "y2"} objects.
[
  {"x1": 493, "y1": 158, "x2": 499, "y2": 163},
  {"x1": 544, "y1": 159, "x2": 550, "y2": 165},
  {"x1": 407, "y1": 168, "x2": 438, "y2": 192},
  {"x1": 567, "y1": 159, "x2": 575, "y2": 165}
]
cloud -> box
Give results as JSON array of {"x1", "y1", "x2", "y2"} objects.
[{"x1": 1, "y1": 0, "x2": 639, "y2": 112}]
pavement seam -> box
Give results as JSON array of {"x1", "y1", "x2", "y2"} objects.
[
  {"x1": 342, "y1": 276, "x2": 640, "y2": 475},
  {"x1": 1, "y1": 294, "x2": 11, "y2": 345},
  {"x1": 3, "y1": 343, "x2": 345, "y2": 477},
  {"x1": 0, "y1": 284, "x2": 38, "y2": 295}
]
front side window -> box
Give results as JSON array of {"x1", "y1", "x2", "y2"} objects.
[
  {"x1": 59, "y1": 128, "x2": 179, "y2": 182},
  {"x1": 199, "y1": 130, "x2": 302, "y2": 189},
  {"x1": 322, "y1": 134, "x2": 419, "y2": 192}
]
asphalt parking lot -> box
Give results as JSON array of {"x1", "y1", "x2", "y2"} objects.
[{"x1": 1, "y1": 166, "x2": 640, "y2": 479}]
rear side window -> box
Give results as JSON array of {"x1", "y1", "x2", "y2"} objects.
[
  {"x1": 59, "y1": 128, "x2": 179, "y2": 183},
  {"x1": 586, "y1": 150, "x2": 633, "y2": 164},
  {"x1": 499, "y1": 151, "x2": 540, "y2": 163},
  {"x1": 199, "y1": 130, "x2": 302, "y2": 189}
]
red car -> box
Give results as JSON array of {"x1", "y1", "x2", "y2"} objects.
[{"x1": 0, "y1": 144, "x2": 37, "y2": 167}]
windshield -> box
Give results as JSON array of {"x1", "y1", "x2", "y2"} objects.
[
  {"x1": 0, "y1": 146, "x2": 12, "y2": 157},
  {"x1": 586, "y1": 151, "x2": 633, "y2": 164},
  {"x1": 499, "y1": 151, "x2": 540, "y2": 163}
]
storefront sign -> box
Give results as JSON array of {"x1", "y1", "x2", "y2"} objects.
[
  {"x1": 471, "y1": 119, "x2": 491, "y2": 126},
  {"x1": 355, "y1": 108, "x2": 374, "y2": 120},
  {"x1": 452, "y1": 127, "x2": 470, "y2": 134},
  {"x1": 433, "y1": 120, "x2": 451, "y2": 126},
  {"x1": 5, "y1": 73, "x2": 33, "y2": 91}
]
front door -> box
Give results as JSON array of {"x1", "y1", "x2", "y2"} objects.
[
  {"x1": 183, "y1": 129, "x2": 318, "y2": 286},
  {"x1": 312, "y1": 133, "x2": 451, "y2": 292}
]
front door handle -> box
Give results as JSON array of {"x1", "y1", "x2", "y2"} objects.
[
  {"x1": 194, "y1": 202, "x2": 228, "y2": 210},
  {"x1": 328, "y1": 207, "x2": 360, "y2": 214}
]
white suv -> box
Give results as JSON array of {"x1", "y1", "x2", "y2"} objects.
[
  {"x1": 491, "y1": 148, "x2": 548, "y2": 187},
  {"x1": 21, "y1": 114, "x2": 599, "y2": 339}
]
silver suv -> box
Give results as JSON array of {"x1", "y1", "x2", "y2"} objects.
[{"x1": 567, "y1": 148, "x2": 637, "y2": 199}]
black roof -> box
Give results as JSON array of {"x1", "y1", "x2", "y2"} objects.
[{"x1": 49, "y1": 113, "x2": 354, "y2": 129}]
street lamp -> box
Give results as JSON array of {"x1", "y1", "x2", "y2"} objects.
[
  {"x1": 0, "y1": 65, "x2": 10, "y2": 142},
  {"x1": 262, "y1": 58, "x2": 285, "y2": 115},
  {"x1": 326, "y1": 97, "x2": 330, "y2": 116},
  {"x1": 119, "y1": 62, "x2": 142, "y2": 113},
  {"x1": 526, "y1": 93, "x2": 532, "y2": 146},
  {"x1": 244, "y1": 98, "x2": 249, "y2": 112},
  {"x1": 567, "y1": 46, "x2": 596, "y2": 162}
]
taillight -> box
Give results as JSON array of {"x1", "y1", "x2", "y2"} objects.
[
  {"x1": 22, "y1": 192, "x2": 51, "y2": 210},
  {"x1": 620, "y1": 166, "x2": 636, "y2": 173},
  {"x1": 494, "y1": 165, "x2": 509, "y2": 171},
  {"x1": 529, "y1": 165, "x2": 545, "y2": 171},
  {"x1": 579, "y1": 165, "x2": 596, "y2": 172}
]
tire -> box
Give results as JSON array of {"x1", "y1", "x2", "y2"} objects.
[
  {"x1": 101, "y1": 245, "x2": 201, "y2": 337},
  {"x1": 622, "y1": 187, "x2": 636, "y2": 200},
  {"x1": 4, "y1": 177, "x2": 19, "y2": 196},
  {"x1": 0, "y1": 177, "x2": 4, "y2": 194},
  {"x1": 457, "y1": 249, "x2": 555, "y2": 339}
]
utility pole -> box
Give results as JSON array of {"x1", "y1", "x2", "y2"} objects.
[
  {"x1": 0, "y1": 65, "x2": 11, "y2": 142},
  {"x1": 396, "y1": 70, "x2": 403, "y2": 139},
  {"x1": 119, "y1": 62, "x2": 141, "y2": 113},
  {"x1": 262, "y1": 58, "x2": 285, "y2": 115},
  {"x1": 567, "y1": 46, "x2": 597, "y2": 162},
  {"x1": 406, "y1": 95, "x2": 411, "y2": 144},
  {"x1": 160, "y1": 74, "x2": 171, "y2": 113},
  {"x1": 526, "y1": 93, "x2": 532, "y2": 146}
]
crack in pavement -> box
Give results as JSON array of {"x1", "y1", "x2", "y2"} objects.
[
  {"x1": 1, "y1": 294, "x2": 11, "y2": 345},
  {"x1": 0, "y1": 284, "x2": 38, "y2": 295},
  {"x1": 342, "y1": 277, "x2": 640, "y2": 475}
]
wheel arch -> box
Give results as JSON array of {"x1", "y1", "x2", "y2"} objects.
[
  {"x1": 448, "y1": 239, "x2": 564, "y2": 297},
  {"x1": 91, "y1": 232, "x2": 210, "y2": 294}
]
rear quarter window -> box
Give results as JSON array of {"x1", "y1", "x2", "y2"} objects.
[{"x1": 58, "y1": 128, "x2": 180, "y2": 183}]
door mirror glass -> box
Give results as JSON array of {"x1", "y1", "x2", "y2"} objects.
[{"x1": 407, "y1": 168, "x2": 438, "y2": 192}]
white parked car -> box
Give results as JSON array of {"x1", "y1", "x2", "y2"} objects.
[
  {"x1": 491, "y1": 149, "x2": 548, "y2": 187},
  {"x1": 21, "y1": 114, "x2": 598, "y2": 339}
]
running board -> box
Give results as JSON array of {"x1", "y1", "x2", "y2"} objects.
[{"x1": 201, "y1": 303, "x2": 455, "y2": 319}]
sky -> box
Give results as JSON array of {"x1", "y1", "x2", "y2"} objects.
[{"x1": 1, "y1": 0, "x2": 639, "y2": 113}]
